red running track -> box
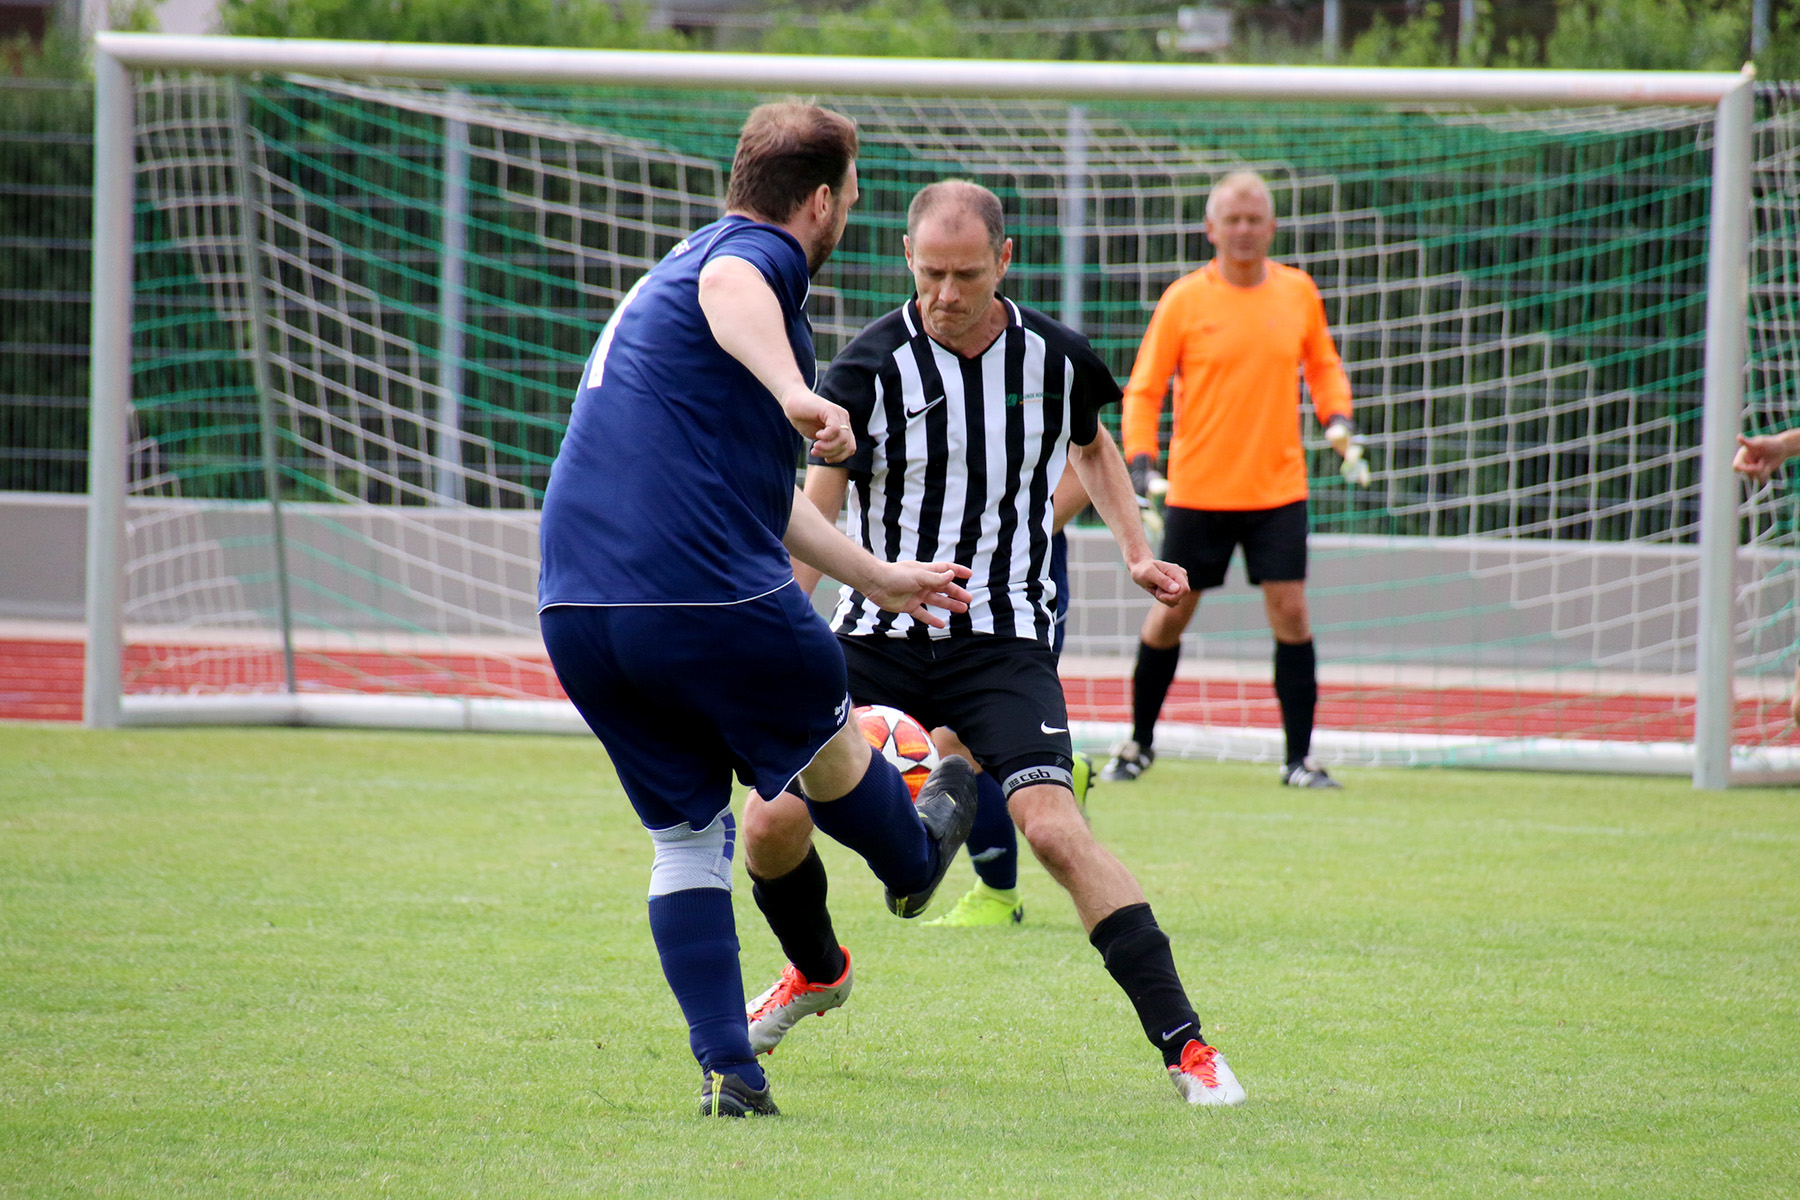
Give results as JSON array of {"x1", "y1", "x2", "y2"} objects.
[{"x1": 3, "y1": 636, "x2": 1791, "y2": 745}]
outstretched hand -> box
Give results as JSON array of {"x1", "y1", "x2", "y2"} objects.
[
  {"x1": 1734, "y1": 434, "x2": 1788, "y2": 485},
  {"x1": 780, "y1": 387, "x2": 856, "y2": 463},
  {"x1": 1131, "y1": 557, "x2": 1189, "y2": 607},
  {"x1": 862, "y1": 560, "x2": 974, "y2": 629}
]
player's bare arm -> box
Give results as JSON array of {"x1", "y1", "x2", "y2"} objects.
[
  {"x1": 1052, "y1": 441, "x2": 1094, "y2": 533},
  {"x1": 789, "y1": 465, "x2": 851, "y2": 595},
  {"x1": 1067, "y1": 432, "x2": 1188, "y2": 607},
  {"x1": 782, "y1": 486, "x2": 972, "y2": 627},
  {"x1": 697, "y1": 255, "x2": 855, "y2": 463}
]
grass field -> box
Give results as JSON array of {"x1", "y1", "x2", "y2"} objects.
[{"x1": 2, "y1": 724, "x2": 1796, "y2": 1198}]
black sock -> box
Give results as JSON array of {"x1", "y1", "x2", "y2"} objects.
[
  {"x1": 748, "y1": 846, "x2": 845, "y2": 985},
  {"x1": 1274, "y1": 638, "x2": 1317, "y2": 765},
  {"x1": 1088, "y1": 902, "x2": 1203, "y2": 1067},
  {"x1": 1131, "y1": 641, "x2": 1181, "y2": 748}
]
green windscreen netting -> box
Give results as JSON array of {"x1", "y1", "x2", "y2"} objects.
[{"x1": 113, "y1": 72, "x2": 1800, "y2": 770}]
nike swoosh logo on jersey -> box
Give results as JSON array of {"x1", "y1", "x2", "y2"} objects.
[
  {"x1": 1040, "y1": 722, "x2": 1067, "y2": 734},
  {"x1": 904, "y1": 394, "x2": 945, "y2": 420}
]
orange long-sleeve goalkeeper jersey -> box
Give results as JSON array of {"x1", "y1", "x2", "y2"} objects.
[{"x1": 1121, "y1": 260, "x2": 1351, "y2": 511}]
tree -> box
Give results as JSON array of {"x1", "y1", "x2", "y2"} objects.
[
  {"x1": 1544, "y1": 0, "x2": 1745, "y2": 73},
  {"x1": 216, "y1": 0, "x2": 689, "y2": 50}
]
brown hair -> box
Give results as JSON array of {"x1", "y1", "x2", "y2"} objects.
[
  {"x1": 724, "y1": 101, "x2": 859, "y2": 223},
  {"x1": 906, "y1": 179, "x2": 1006, "y2": 253}
]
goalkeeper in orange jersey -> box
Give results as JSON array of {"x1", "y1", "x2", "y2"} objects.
[{"x1": 1102, "y1": 170, "x2": 1365, "y2": 789}]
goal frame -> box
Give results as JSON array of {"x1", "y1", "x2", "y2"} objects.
[{"x1": 85, "y1": 33, "x2": 1756, "y2": 787}]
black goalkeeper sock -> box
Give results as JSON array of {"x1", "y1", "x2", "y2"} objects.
[
  {"x1": 1131, "y1": 641, "x2": 1182, "y2": 748},
  {"x1": 1089, "y1": 902, "x2": 1204, "y2": 1067},
  {"x1": 1274, "y1": 638, "x2": 1318, "y2": 765},
  {"x1": 749, "y1": 846, "x2": 845, "y2": 985}
]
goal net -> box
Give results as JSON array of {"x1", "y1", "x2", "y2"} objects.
[{"x1": 85, "y1": 37, "x2": 1799, "y2": 783}]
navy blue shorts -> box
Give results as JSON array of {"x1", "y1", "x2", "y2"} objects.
[
  {"x1": 1161, "y1": 499, "x2": 1308, "y2": 591},
  {"x1": 540, "y1": 583, "x2": 851, "y2": 832}
]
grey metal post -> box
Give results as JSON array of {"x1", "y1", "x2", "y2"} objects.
[
  {"x1": 435, "y1": 106, "x2": 470, "y2": 505},
  {"x1": 1693, "y1": 77, "x2": 1755, "y2": 789},
  {"x1": 84, "y1": 48, "x2": 132, "y2": 728},
  {"x1": 229, "y1": 80, "x2": 298, "y2": 695},
  {"x1": 1322, "y1": 0, "x2": 1340, "y2": 63},
  {"x1": 1459, "y1": 0, "x2": 1477, "y2": 60},
  {"x1": 1060, "y1": 104, "x2": 1088, "y2": 334}
]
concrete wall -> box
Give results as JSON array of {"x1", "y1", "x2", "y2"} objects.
[{"x1": 5, "y1": 491, "x2": 1792, "y2": 680}]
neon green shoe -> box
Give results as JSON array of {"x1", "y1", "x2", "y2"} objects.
[
  {"x1": 923, "y1": 882, "x2": 1024, "y2": 927},
  {"x1": 1072, "y1": 750, "x2": 1094, "y2": 820}
]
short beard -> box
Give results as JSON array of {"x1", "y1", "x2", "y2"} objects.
[{"x1": 806, "y1": 228, "x2": 840, "y2": 277}]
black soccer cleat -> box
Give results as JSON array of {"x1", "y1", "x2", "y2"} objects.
[
  {"x1": 884, "y1": 754, "x2": 978, "y2": 919},
  {"x1": 698, "y1": 1069, "x2": 779, "y2": 1118}
]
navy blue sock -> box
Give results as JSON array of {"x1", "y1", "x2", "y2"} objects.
[
  {"x1": 966, "y1": 770, "x2": 1018, "y2": 891},
  {"x1": 804, "y1": 755, "x2": 932, "y2": 895},
  {"x1": 1274, "y1": 638, "x2": 1318, "y2": 765},
  {"x1": 646, "y1": 887, "x2": 765, "y2": 1090}
]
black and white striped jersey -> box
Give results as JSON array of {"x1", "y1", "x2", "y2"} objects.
[{"x1": 810, "y1": 296, "x2": 1121, "y2": 645}]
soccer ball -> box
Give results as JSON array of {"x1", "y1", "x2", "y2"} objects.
[{"x1": 854, "y1": 704, "x2": 940, "y2": 799}]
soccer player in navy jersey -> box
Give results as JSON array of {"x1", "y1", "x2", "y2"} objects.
[
  {"x1": 740, "y1": 180, "x2": 1247, "y2": 1106},
  {"x1": 537, "y1": 103, "x2": 979, "y2": 1119}
]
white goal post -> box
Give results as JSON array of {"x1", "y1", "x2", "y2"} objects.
[{"x1": 85, "y1": 34, "x2": 1766, "y2": 787}]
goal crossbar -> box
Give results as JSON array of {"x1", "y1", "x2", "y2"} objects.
[{"x1": 95, "y1": 33, "x2": 1748, "y2": 106}]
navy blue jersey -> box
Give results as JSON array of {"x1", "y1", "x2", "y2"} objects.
[{"x1": 539, "y1": 215, "x2": 815, "y2": 608}]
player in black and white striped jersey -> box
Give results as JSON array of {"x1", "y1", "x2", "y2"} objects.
[{"x1": 741, "y1": 180, "x2": 1246, "y2": 1106}]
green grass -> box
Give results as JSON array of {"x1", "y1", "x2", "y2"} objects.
[{"x1": 2, "y1": 725, "x2": 1797, "y2": 1198}]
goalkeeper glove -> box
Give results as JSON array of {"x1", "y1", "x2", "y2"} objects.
[
  {"x1": 1128, "y1": 453, "x2": 1157, "y2": 498},
  {"x1": 1325, "y1": 415, "x2": 1370, "y2": 487}
]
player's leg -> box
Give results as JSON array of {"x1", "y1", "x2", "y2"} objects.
[
  {"x1": 948, "y1": 638, "x2": 1245, "y2": 1105},
  {"x1": 539, "y1": 603, "x2": 773, "y2": 1116},
  {"x1": 725, "y1": 592, "x2": 977, "y2": 916},
  {"x1": 737, "y1": 627, "x2": 977, "y2": 1054},
  {"x1": 741, "y1": 790, "x2": 854, "y2": 1055},
  {"x1": 1107, "y1": 506, "x2": 1223, "y2": 781},
  {"x1": 1007, "y1": 778, "x2": 1242, "y2": 1104},
  {"x1": 923, "y1": 727, "x2": 1024, "y2": 928},
  {"x1": 932, "y1": 529, "x2": 1077, "y2": 926},
  {"x1": 1246, "y1": 501, "x2": 1338, "y2": 789}
]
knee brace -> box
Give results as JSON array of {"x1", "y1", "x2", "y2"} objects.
[{"x1": 647, "y1": 810, "x2": 735, "y2": 897}]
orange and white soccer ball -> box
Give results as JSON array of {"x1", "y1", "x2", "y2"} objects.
[{"x1": 854, "y1": 704, "x2": 940, "y2": 799}]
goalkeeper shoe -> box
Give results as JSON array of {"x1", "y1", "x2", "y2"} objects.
[
  {"x1": 746, "y1": 947, "x2": 853, "y2": 1057},
  {"x1": 885, "y1": 755, "x2": 978, "y2": 919},
  {"x1": 1100, "y1": 740, "x2": 1154, "y2": 783},
  {"x1": 924, "y1": 882, "x2": 1024, "y2": 928},
  {"x1": 698, "y1": 1069, "x2": 779, "y2": 1118},
  {"x1": 1167, "y1": 1040, "x2": 1247, "y2": 1108},
  {"x1": 1280, "y1": 757, "x2": 1342, "y2": 789}
]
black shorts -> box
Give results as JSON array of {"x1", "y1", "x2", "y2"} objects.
[
  {"x1": 838, "y1": 633, "x2": 1072, "y2": 796},
  {"x1": 1161, "y1": 499, "x2": 1308, "y2": 591}
]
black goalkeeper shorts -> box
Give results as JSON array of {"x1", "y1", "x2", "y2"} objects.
[{"x1": 1162, "y1": 499, "x2": 1308, "y2": 591}]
